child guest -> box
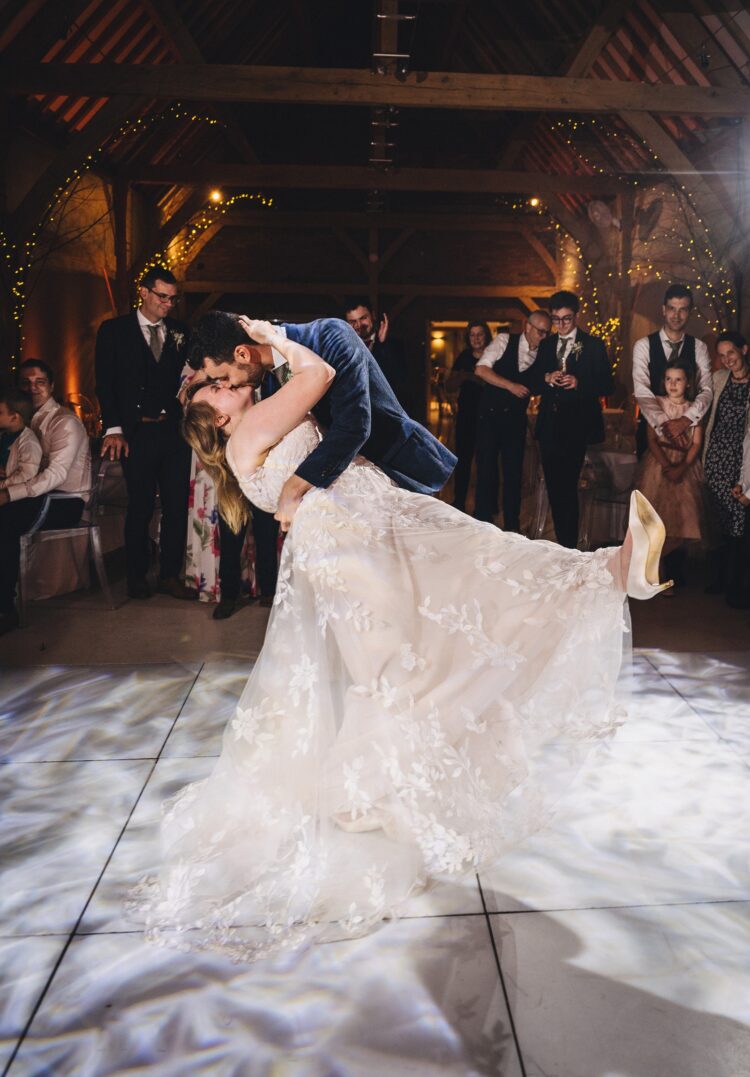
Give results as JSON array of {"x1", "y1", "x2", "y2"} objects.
[
  {"x1": 0, "y1": 387, "x2": 42, "y2": 492},
  {"x1": 636, "y1": 362, "x2": 706, "y2": 587}
]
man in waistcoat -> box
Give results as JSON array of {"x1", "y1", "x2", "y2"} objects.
[
  {"x1": 95, "y1": 268, "x2": 195, "y2": 601},
  {"x1": 473, "y1": 311, "x2": 551, "y2": 528},
  {"x1": 632, "y1": 283, "x2": 712, "y2": 460},
  {"x1": 632, "y1": 283, "x2": 712, "y2": 585}
]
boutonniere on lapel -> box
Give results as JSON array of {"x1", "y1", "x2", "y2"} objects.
[
  {"x1": 561, "y1": 340, "x2": 583, "y2": 374},
  {"x1": 169, "y1": 329, "x2": 185, "y2": 349}
]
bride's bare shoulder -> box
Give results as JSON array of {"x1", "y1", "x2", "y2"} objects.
[{"x1": 226, "y1": 436, "x2": 268, "y2": 482}]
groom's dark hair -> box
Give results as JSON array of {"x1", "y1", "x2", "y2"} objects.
[{"x1": 187, "y1": 310, "x2": 249, "y2": 369}]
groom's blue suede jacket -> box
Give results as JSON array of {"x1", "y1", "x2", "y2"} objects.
[{"x1": 283, "y1": 319, "x2": 456, "y2": 495}]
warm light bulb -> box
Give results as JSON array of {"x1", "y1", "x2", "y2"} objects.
[
  {"x1": 530, "y1": 197, "x2": 540, "y2": 207},
  {"x1": 209, "y1": 189, "x2": 223, "y2": 203}
]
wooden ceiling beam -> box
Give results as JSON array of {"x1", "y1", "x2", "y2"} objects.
[
  {"x1": 140, "y1": 0, "x2": 258, "y2": 164},
  {"x1": 162, "y1": 209, "x2": 555, "y2": 232},
  {"x1": 123, "y1": 163, "x2": 626, "y2": 195},
  {"x1": 11, "y1": 94, "x2": 150, "y2": 235},
  {"x1": 564, "y1": 1, "x2": 634, "y2": 77},
  {"x1": 181, "y1": 281, "x2": 553, "y2": 299},
  {"x1": 544, "y1": 0, "x2": 736, "y2": 254},
  {"x1": 4, "y1": 64, "x2": 749, "y2": 116}
]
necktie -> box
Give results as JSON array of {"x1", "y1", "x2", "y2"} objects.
[
  {"x1": 148, "y1": 324, "x2": 162, "y2": 362},
  {"x1": 557, "y1": 336, "x2": 568, "y2": 371},
  {"x1": 668, "y1": 340, "x2": 680, "y2": 364}
]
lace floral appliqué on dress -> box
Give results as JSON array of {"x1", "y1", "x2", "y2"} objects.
[{"x1": 130, "y1": 419, "x2": 628, "y2": 961}]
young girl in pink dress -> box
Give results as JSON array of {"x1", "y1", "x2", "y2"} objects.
[{"x1": 637, "y1": 363, "x2": 706, "y2": 584}]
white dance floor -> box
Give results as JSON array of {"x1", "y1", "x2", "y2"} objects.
[{"x1": 1, "y1": 649, "x2": 749, "y2": 1076}]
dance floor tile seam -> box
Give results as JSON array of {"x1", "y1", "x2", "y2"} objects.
[
  {"x1": 7, "y1": 914, "x2": 524, "y2": 1077},
  {"x1": 0, "y1": 667, "x2": 205, "y2": 1076},
  {"x1": 487, "y1": 901, "x2": 750, "y2": 1077},
  {"x1": 477, "y1": 876, "x2": 529, "y2": 1077},
  {"x1": 2, "y1": 649, "x2": 750, "y2": 1075}
]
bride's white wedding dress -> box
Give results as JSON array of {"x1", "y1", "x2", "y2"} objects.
[{"x1": 132, "y1": 419, "x2": 628, "y2": 960}]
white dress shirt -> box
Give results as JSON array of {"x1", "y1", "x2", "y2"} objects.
[
  {"x1": 632, "y1": 328, "x2": 711, "y2": 435},
  {"x1": 476, "y1": 332, "x2": 538, "y2": 373},
  {"x1": 0, "y1": 427, "x2": 43, "y2": 489},
  {"x1": 8, "y1": 397, "x2": 91, "y2": 503}
]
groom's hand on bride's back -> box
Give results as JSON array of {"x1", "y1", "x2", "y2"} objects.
[{"x1": 275, "y1": 474, "x2": 314, "y2": 532}]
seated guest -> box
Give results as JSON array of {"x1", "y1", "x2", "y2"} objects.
[
  {"x1": 446, "y1": 322, "x2": 491, "y2": 513},
  {"x1": 0, "y1": 386, "x2": 42, "y2": 491},
  {"x1": 0, "y1": 360, "x2": 91, "y2": 636},
  {"x1": 535, "y1": 291, "x2": 613, "y2": 548},
  {"x1": 703, "y1": 331, "x2": 750, "y2": 607},
  {"x1": 473, "y1": 312, "x2": 551, "y2": 528}
]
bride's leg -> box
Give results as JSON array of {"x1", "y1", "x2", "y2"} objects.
[{"x1": 607, "y1": 530, "x2": 633, "y2": 592}]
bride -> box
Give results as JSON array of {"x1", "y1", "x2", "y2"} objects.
[{"x1": 132, "y1": 319, "x2": 669, "y2": 961}]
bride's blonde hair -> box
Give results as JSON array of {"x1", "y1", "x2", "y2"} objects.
[{"x1": 182, "y1": 401, "x2": 249, "y2": 534}]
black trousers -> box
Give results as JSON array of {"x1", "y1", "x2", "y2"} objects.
[
  {"x1": 452, "y1": 405, "x2": 478, "y2": 511},
  {"x1": 539, "y1": 437, "x2": 587, "y2": 549},
  {"x1": 474, "y1": 409, "x2": 528, "y2": 529},
  {"x1": 122, "y1": 421, "x2": 190, "y2": 583},
  {"x1": 218, "y1": 507, "x2": 280, "y2": 601},
  {"x1": 0, "y1": 496, "x2": 84, "y2": 614}
]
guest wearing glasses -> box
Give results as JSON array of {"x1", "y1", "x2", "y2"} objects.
[
  {"x1": 95, "y1": 268, "x2": 195, "y2": 600},
  {"x1": 535, "y1": 290, "x2": 613, "y2": 548}
]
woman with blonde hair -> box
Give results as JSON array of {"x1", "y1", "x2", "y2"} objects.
[{"x1": 132, "y1": 317, "x2": 670, "y2": 962}]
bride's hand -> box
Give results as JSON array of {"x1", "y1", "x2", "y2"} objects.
[{"x1": 238, "y1": 317, "x2": 281, "y2": 346}]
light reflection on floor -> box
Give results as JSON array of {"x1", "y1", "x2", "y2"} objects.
[{"x1": 1, "y1": 650, "x2": 749, "y2": 1075}]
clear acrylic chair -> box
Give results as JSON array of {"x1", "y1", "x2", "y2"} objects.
[{"x1": 17, "y1": 458, "x2": 116, "y2": 626}]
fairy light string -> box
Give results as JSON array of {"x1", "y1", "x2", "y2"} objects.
[
  {"x1": 3, "y1": 109, "x2": 737, "y2": 367},
  {"x1": 3, "y1": 105, "x2": 257, "y2": 366},
  {"x1": 138, "y1": 190, "x2": 273, "y2": 292}
]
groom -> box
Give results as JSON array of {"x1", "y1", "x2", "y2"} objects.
[{"x1": 186, "y1": 312, "x2": 456, "y2": 529}]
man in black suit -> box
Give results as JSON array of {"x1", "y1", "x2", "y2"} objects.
[
  {"x1": 95, "y1": 268, "x2": 194, "y2": 600},
  {"x1": 344, "y1": 299, "x2": 414, "y2": 416},
  {"x1": 535, "y1": 290, "x2": 613, "y2": 548}
]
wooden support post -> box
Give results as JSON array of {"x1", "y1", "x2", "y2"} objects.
[
  {"x1": 617, "y1": 191, "x2": 635, "y2": 395},
  {"x1": 368, "y1": 227, "x2": 379, "y2": 315}
]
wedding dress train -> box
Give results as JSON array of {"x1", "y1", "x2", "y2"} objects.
[{"x1": 131, "y1": 419, "x2": 629, "y2": 960}]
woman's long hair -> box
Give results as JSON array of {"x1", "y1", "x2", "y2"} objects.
[{"x1": 182, "y1": 401, "x2": 249, "y2": 533}]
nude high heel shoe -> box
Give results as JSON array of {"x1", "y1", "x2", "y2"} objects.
[{"x1": 626, "y1": 490, "x2": 673, "y2": 600}]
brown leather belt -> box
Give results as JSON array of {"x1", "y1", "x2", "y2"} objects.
[{"x1": 140, "y1": 414, "x2": 168, "y2": 423}]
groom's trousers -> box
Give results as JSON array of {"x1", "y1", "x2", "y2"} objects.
[{"x1": 218, "y1": 508, "x2": 279, "y2": 601}]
